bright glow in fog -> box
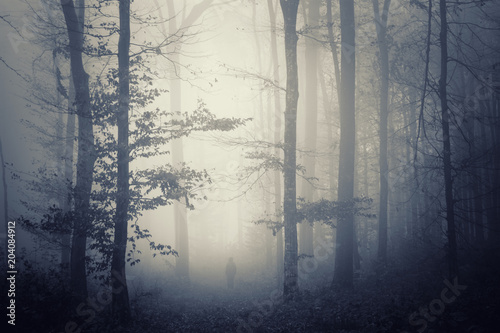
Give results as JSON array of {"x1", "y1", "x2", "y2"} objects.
[
  {"x1": 0, "y1": 0, "x2": 284, "y2": 285},
  {"x1": 119, "y1": 1, "x2": 283, "y2": 290}
]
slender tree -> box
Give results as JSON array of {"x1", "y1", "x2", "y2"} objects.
[
  {"x1": 280, "y1": 0, "x2": 300, "y2": 298},
  {"x1": 372, "y1": 0, "x2": 391, "y2": 263},
  {"x1": 439, "y1": 0, "x2": 458, "y2": 279},
  {"x1": 59, "y1": 0, "x2": 83, "y2": 272},
  {"x1": 161, "y1": 0, "x2": 214, "y2": 281},
  {"x1": 60, "y1": 80, "x2": 76, "y2": 270},
  {"x1": 333, "y1": 0, "x2": 356, "y2": 288},
  {"x1": 165, "y1": 0, "x2": 189, "y2": 282},
  {"x1": 267, "y1": 0, "x2": 284, "y2": 289},
  {"x1": 326, "y1": 0, "x2": 341, "y2": 101},
  {"x1": 299, "y1": 0, "x2": 319, "y2": 258},
  {"x1": 325, "y1": 0, "x2": 340, "y2": 203},
  {"x1": 111, "y1": 0, "x2": 131, "y2": 321},
  {"x1": 60, "y1": 0, "x2": 95, "y2": 303}
]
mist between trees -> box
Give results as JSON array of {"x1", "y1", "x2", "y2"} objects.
[{"x1": 0, "y1": 0, "x2": 499, "y2": 332}]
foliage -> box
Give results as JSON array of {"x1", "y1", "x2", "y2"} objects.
[
  {"x1": 243, "y1": 148, "x2": 308, "y2": 175},
  {"x1": 18, "y1": 50, "x2": 250, "y2": 277},
  {"x1": 255, "y1": 196, "x2": 375, "y2": 232},
  {"x1": 88, "y1": 62, "x2": 249, "y2": 270},
  {"x1": 297, "y1": 196, "x2": 376, "y2": 227},
  {"x1": 20, "y1": 205, "x2": 73, "y2": 235},
  {"x1": 6, "y1": 253, "x2": 73, "y2": 333},
  {"x1": 244, "y1": 150, "x2": 284, "y2": 172}
]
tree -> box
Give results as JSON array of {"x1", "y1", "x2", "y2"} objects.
[
  {"x1": 372, "y1": 0, "x2": 391, "y2": 263},
  {"x1": 438, "y1": 0, "x2": 458, "y2": 279},
  {"x1": 110, "y1": 0, "x2": 131, "y2": 322},
  {"x1": 325, "y1": 0, "x2": 341, "y2": 203},
  {"x1": 280, "y1": 0, "x2": 300, "y2": 298},
  {"x1": 299, "y1": 0, "x2": 319, "y2": 259},
  {"x1": 2, "y1": 0, "x2": 80, "y2": 274},
  {"x1": 61, "y1": 0, "x2": 83, "y2": 274},
  {"x1": 333, "y1": 0, "x2": 356, "y2": 288},
  {"x1": 60, "y1": 78, "x2": 76, "y2": 271},
  {"x1": 267, "y1": 0, "x2": 284, "y2": 289},
  {"x1": 60, "y1": 0, "x2": 96, "y2": 303},
  {"x1": 159, "y1": 0, "x2": 214, "y2": 282}
]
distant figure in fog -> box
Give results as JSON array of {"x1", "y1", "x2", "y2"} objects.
[{"x1": 225, "y1": 257, "x2": 237, "y2": 289}]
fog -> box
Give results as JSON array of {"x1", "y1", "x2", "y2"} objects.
[{"x1": 1, "y1": 0, "x2": 500, "y2": 332}]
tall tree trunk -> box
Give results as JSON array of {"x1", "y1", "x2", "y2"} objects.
[
  {"x1": 265, "y1": 192, "x2": 273, "y2": 269},
  {"x1": 333, "y1": 0, "x2": 356, "y2": 288},
  {"x1": 61, "y1": 0, "x2": 83, "y2": 271},
  {"x1": 165, "y1": 0, "x2": 190, "y2": 282},
  {"x1": 319, "y1": 64, "x2": 338, "y2": 263},
  {"x1": 403, "y1": 105, "x2": 412, "y2": 238},
  {"x1": 53, "y1": 48, "x2": 66, "y2": 246},
  {"x1": 464, "y1": 80, "x2": 484, "y2": 245},
  {"x1": 409, "y1": 88, "x2": 419, "y2": 241},
  {"x1": 299, "y1": 0, "x2": 319, "y2": 258},
  {"x1": 326, "y1": 0, "x2": 341, "y2": 103},
  {"x1": 238, "y1": 186, "x2": 243, "y2": 250},
  {"x1": 414, "y1": 0, "x2": 433, "y2": 243},
  {"x1": 161, "y1": 0, "x2": 213, "y2": 281},
  {"x1": 319, "y1": 69, "x2": 337, "y2": 200},
  {"x1": 267, "y1": 0, "x2": 284, "y2": 289},
  {"x1": 480, "y1": 101, "x2": 495, "y2": 244},
  {"x1": 353, "y1": 218, "x2": 361, "y2": 270},
  {"x1": 60, "y1": 0, "x2": 95, "y2": 303},
  {"x1": 372, "y1": 0, "x2": 391, "y2": 264},
  {"x1": 266, "y1": 94, "x2": 275, "y2": 271},
  {"x1": 361, "y1": 140, "x2": 369, "y2": 254},
  {"x1": 252, "y1": 0, "x2": 273, "y2": 271},
  {"x1": 61, "y1": 79, "x2": 76, "y2": 271},
  {"x1": 439, "y1": 0, "x2": 458, "y2": 279},
  {"x1": 52, "y1": 50, "x2": 71, "y2": 272},
  {"x1": 487, "y1": 90, "x2": 500, "y2": 245},
  {"x1": 111, "y1": 0, "x2": 131, "y2": 321},
  {"x1": 280, "y1": 0, "x2": 300, "y2": 298}
]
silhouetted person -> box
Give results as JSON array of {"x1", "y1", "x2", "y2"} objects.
[{"x1": 225, "y1": 257, "x2": 236, "y2": 289}]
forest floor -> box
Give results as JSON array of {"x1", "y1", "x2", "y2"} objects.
[
  {"x1": 11, "y1": 250, "x2": 500, "y2": 333},
  {"x1": 100, "y1": 252, "x2": 500, "y2": 333}
]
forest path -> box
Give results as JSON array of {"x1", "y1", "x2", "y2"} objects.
[{"x1": 118, "y1": 260, "x2": 500, "y2": 333}]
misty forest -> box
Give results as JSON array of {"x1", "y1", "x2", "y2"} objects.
[{"x1": 1, "y1": 0, "x2": 500, "y2": 332}]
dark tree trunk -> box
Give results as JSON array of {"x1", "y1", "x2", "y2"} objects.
[
  {"x1": 326, "y1": 0, "x2": 341, "y2": 103},
  {"x1": 353, "y1": 219, "x2": 361, "y2": 270},
  {"x1": 53, "y1": 47, "x2": 66, "y2": 265},
  {"x1": 111, "y1": 0, "x2": 131, "y2": 322},
  {"x1": 487, "y1": 92, "x2": 500, "y2": 245},
  {"x1": 333, "y1": 0, "x2": 356, "y2": 288},
  {"x1": 319, "y1": 68, "x2": 337, "y2": 201},
  {"x1": 464, "y1": 85, "x2": 484, "y2": 244},
  {"x1": 299, "y1": 0, "x2": 319, "y2": 258},
  {"x1": 60, "y1": 1, "x2": 81, "y2": 271},
  {"x1": 267, "y1": 0, "x2": 284, "y2": 288},
  {"x1": 372, "y1": 0, "x2": 391, "y2": 264},
  {"x1": 60, "y1": 0, "x2": 95, "y2": 303},
  {"x1": 325, "y1": 0, "x2": 341, "y2": 208},
  {"x1": 61, "y1": 80, "x2": 75, "y2": 271},
  {"x1": 409, "y1": 88, "x2": 419, "y2": 241},
  {"x1": 280, "y1": 0, "x2": 300, "y2": 298},
  {"x1": 439, "y1": 0, "x2": 458, "y2": 279}
]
